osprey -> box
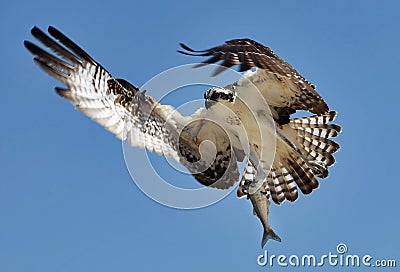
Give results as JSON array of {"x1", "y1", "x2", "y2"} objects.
[{"x1": 25, "y1": 26, "x2": 341, "y2": 246}]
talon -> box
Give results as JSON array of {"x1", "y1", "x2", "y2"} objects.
[
  {"x1": 243, "y1": 180, "x2": 251, "y2": 187},
  {"x1": 242, "y1": 180, "x2": 251, "y2": 192}
]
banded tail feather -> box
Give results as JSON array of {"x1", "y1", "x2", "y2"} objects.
[
  {"x1": 289, "y1": 111, "x2": 341, "y2": 169},
  {"x1": 267, "y1": 163, "x2": 298, "y2": 204},
  {"x1": 238, "y1": 111, "x2": 341, "y2": 204}
]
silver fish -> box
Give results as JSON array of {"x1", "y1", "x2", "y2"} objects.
[
  {"x1": 246, "y1": 185, "x2": 281, "y2": 247},
  {"x1": 251, "y1": 188, "x2": 281, "y2": 247}
]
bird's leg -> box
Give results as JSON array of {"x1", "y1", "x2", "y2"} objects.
[
  {"x1": 241, "y1": 180, "x2": 251, "y2": 199},
  {"x1": 247, "y1": 145, "x2": 267, "y2": 194}
]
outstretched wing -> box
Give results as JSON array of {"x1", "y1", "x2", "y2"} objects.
[
  {"x1": 178, "y1": 39, "x2": 329, "y2": 121},
  {"x1": 25, "y1": 26, "x2": 240, "y2": 189},
  {"x1": 179, "y1": 39, "x2": 287, "y2": 75},
  {"x1": 25, "y1": 26, "x2": 181, "y2": 160}
]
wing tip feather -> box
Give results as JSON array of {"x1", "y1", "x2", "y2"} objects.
[{"x1": 55, "y1": 87, "x2": 71, "y2": 98}]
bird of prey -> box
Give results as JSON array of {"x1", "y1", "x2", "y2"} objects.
[
  {"x1": 178, "y1": 39, "x2": 341, "y2": 203},
  {"x1": 24, "y1": 26, "x2": 341, "y2": 247}
]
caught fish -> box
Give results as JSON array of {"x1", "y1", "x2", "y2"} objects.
[{"x1": 238, "y1": 162, "x2": 281, "y2": 248}]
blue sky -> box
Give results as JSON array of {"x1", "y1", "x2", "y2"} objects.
[{"x1": 1, "y1": 0, "x2": 399, "y2": 271}]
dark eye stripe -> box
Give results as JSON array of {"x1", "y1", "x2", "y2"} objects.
[{"x1": 206, "y1": 88, "x2": 236, "y2": 102}]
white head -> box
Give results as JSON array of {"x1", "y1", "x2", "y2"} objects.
[{"x1": 204, "y1": 85, "x2": 237, "y2": 109}]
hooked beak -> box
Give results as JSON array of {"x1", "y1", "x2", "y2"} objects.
[{"x1": 205, "y1": 100, "x2": 216, "y2": 109}]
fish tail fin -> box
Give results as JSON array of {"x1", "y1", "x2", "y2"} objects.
[{"x1": 261, "y1": 228, "x2": 282, "y2": 248}]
